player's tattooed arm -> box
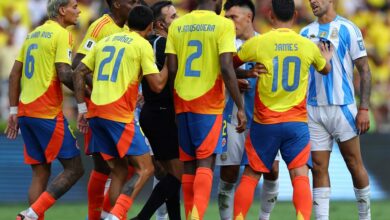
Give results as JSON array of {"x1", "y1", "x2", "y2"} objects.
[
  {"x1": 72, "y1": 53, "x2": 92, "y2": 88},
  {"x1": 56, "y1": 63, "x2": 75, "y2": 91},
  {"x1": 73, "y1": 63, "x2": 92, "y2": 103},
  {"x1": 354, "y1": 56, "x2": 372, "y2": 109}
]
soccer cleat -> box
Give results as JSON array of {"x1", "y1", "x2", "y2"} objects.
[{"x1": 16, "y1": 210, "x2": 37, "y2": 220}]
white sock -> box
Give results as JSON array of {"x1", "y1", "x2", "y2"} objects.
[
  {"x1": 218, "y1": 179, "x2": 236, "y2": 220},
  {"x1": 101, "y1": 210, "x2": 109, "y2": 219},
  {"x1": 313, "y1": 187, "x2": 330, "y2": 220},
  {"x1": 26, "y1": 207, "x2": 39, "y2": 219},
  {"x1": 354, "y1": 185, "x2": 371, "y2": 220},
  {"x1": 104, "y1": 214, "x2": 120, "y2": 220},
  {"x1": 154, "y1": 177, "x2": 168, "y2": 220},
  {"x1": 259, "y1": 179, "x2": 279, "y2": 220}
]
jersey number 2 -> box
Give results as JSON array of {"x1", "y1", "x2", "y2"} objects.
[
  {"x1": 97, "y1": 46, "x2": 125, "y2": 82},
  {"x1": 272, "y1": 56, "x2": 301, "y2": 92},
  {"x1": 185, "y1": 40, "x2": 202, "y2": 77},
  {"x1": 25, "y1": 44, "x2": 38, "y2": 79}
]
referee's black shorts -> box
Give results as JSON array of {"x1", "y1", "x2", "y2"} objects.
[{"x1": 139, "y1": 104, "x2": 179, "y2": 161}]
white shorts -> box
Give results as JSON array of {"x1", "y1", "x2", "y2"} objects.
[
  {"x1": 216, "y1": 122, "x2": 279, "y2": 166},
  {"x1": 308, "y1": 104, "x2": 358, "y2": 151}
]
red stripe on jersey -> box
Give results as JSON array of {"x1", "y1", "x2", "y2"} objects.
[{"x1": 91, "y1": 18, "x2": 110, "y2": 38}]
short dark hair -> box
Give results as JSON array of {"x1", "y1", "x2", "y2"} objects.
[
  {"x1": 224, "y1": 0, "x2": 256, "y2": 22},
  {"x1": 272, "y1": 0, "x2": 295, "y2": 22},
  {"x1": 105, "y1": 0, "x2": 112, "y2": 8},
  {"x1": 128, "y1": 5, "x2": 154, "y2": 31},
  {"x1": 151, "y1": 1, "x2": 173, "y2": 21}
]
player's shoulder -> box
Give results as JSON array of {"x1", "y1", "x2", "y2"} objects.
[
  {"x1": 300, "y1": 20, "x2": 318, "y2": 36},
  {"x1": 86, "y1": 14, "x2": 113, "y2": 38},
  {"x1": 334, "y1": 16, "x2": 362, "y2": 37}
]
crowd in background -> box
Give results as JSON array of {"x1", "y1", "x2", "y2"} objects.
[{"x1": 0, "y1": 0, "x2": 389, "y2": 133}]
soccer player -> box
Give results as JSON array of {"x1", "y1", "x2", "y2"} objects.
[
  {"x1": 132, "y1": 1, "x2": 181, "y2": 220},
  {"x1": 216, "y1": 1, "x2": 279, "y2": 220},
  {"x1": 165, "y1": 0, "x2": 247, "y2": 218},
  {"x1": 73, "y1": 6, "x2": 166, "y2": 220},
  {"x1": 71, "y1": 0, "x2": 143, "y2": 219},
  {"x1": 5, "y1": 0, "x2": 84, "y2": 219},
  {"x1": 302, "y1": 0, "x2": 372, "y2": 219},
  {"x1": 232, "y1": 0, "x2": 333, "y2": 219}
]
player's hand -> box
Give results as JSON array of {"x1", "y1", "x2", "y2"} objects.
[
  {"x1": 356, "y1": 109, "x2": 370, "y2": 134},
  {"x1": 77, "y1": 113, "x2": 89, "y2": 134},
  {"x1": 238, "y1": 79, "x2": 250, "y2": 92},
  {"x1": 236, "y1": 109, "x2": 247, "y2": 133},
  {"x1": 319, "y1": 40, "x2": 334, "y2": 62},
  {"x1": 5, "y1": 114, "x2": 18, "y2": 139},
  {"x1": 246, "y1": 63, "x2": 267, "y2": 78}
]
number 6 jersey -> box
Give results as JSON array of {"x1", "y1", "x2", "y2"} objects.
[
  {"x1": 235, "y1": 28, "x2": 327, "y2": 124},
  {"x1": 165, "y1": 10, "x2": 236, "y2": 114},
  {"x1": 16, "y1": 20, "x2": 73, "y2": 119}
]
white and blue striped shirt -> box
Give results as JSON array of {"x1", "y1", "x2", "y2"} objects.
[
  {"x1": 224, "y1": 34, "x2": 258, "y2": 128},
  {"x1": 300, "y1": 15, "x2": 367, "y2": 106}
]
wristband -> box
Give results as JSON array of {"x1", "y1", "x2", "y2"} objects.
[
  {"x1": 359, "y1": 108, "x2": 369, "y2": 111},
  {"x1": 10, "y1": 106, "x2": 18, "y2": 115},
  {"x1": 77, "y1": 102, "x2": 88, "y2": 114}
]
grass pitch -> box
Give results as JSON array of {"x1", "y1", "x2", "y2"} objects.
[{"x1": 0, "y1": 201, "x2": 389, "y2": 219}]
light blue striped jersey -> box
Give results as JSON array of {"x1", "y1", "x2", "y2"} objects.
[
  {"x1": 224, "y1": 33, "x2": 258, "y2": 128},
  {"x1": 300, "y1": 15, "x2": 367, "y2": 106}
]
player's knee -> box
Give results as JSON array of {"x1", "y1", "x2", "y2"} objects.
[
  {"x1": 344, "y1": 157, "x2": 364, "y2": 174},
  {"x1": 265, "y1": 163, "x2": 279, "y2": 180},
  {"x1": 220, "y1": 166, "x2": 239, "y2": 183},
  {"x1": 311, "y1": 162, "x2": 328, "y2": 177}
]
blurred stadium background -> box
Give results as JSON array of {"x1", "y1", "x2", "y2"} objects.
[{"x1": 0, "y1": 0, "x2": 389, "y2": 219}]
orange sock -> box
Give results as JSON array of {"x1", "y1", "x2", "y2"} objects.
[
  {"x1": 31, "y1": 191, "x2": 56, "y2": 217},
  {"x1": 110, "y1": 194, "x2": 133, "y2": 219},
  {"x1": 87, "y1": 170, "x2": 109, "y2": 220},
  {"x1": 192, "y1": 167, "x2": 213, "y2": 220},
  {"x1": 233, "y1": 175, "x2": 258, "y2": 220},
  {"x1": 38, "y1": 214, "x2": 44, "y2": 220},
  {"x1": 127, "y1": 166, "x2": 135, "y2": 180},
  {"x1": 182, "y1": 174, "x2": 195, "y2": 219},
  {"x1": 292, "y1": 176, "x2": 312, "y2": 220}
]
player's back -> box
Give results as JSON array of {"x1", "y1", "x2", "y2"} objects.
[
  {"x1": 77, "y1": 14, "x2": 127, "y2": 55},
  {"x1": 166, "y1": 10, "x2": 236, "y2": 114},
  {"x1": 83, "y1": 31, "x2": 157, "y2": 123},
  {"x1": 238, "y1": 28, "x2": 326, "y2": 124},
  {"x1": 17, "y1": 20, "x2": 73, "y2": 119}
]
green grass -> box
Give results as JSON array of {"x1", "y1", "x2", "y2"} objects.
[{"x1": 0, "y1": 201, "x2": 389, "y2": 219}]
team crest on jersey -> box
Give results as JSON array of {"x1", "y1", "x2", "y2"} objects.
[
  {"x1": 358, "y1": 40, "x2": 365, "y2": 51},
  {"x1": 330, "y1": 28, "x2": 338, "y2": 39},
  {"x1": 319, "y1": 31, "x2": 328, "y2": 38},
  {"x1": 84, "y1": 39, "x2": 96, "y2": 51}
]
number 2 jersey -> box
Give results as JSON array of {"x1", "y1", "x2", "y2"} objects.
[
  {"x1": 82, "y1": 31, "x2": 159, "y2": 123},
  {"x1": 165, "y1": 10, "x2": 236, "y2": 114},
  {"x1": 235, "y1": 28, "x2": 326, "y2": 124},
  {"x1": 16, "y1": 20, "x2": 73, "y2": 119}
]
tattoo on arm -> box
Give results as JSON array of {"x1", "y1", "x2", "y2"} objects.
[
  {"x1": 354, "y1": 56, "x2": 371, "y2": 109},
  {"x1": 56, "y1": 63, "x2": 74, "y2": 91},
  {"x1": 73, "y1": 63, "x2": 92, "y2": 103}
]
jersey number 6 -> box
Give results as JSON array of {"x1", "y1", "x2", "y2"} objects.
[
  {"x1": 185, "y1": 40, "x2": 202, "y2": 77},
  {"x1": 25, "y1": 44, "x2": 38, "y2": 79},
  {"x1": 97, "y1": 46, "x2": 125, "y2": 82}
]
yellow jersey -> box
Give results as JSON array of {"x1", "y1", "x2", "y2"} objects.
[
  {"x1": 77, "y1": 14, "x2": 128, "y2": 55},
  {"x1": 236, "y1": 28, "x2": 326, "y2": 124},
  {"x1": 165, "y1": 10, "x2": 236, "y2": 114},
  {"x1": 82, "y1": 31, "x2": 159, "y2": 123},
  {"x1": 16, "y1": 20, "x2": 73, "y2": 119}
]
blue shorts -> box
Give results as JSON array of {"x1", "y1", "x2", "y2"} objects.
[
  {"x1": 177, "y1": 113, "x2": 223, "y2": 161},
  {"x1": 245, "y1": 121, "x2": 312, "y2": 172},
  {"x1": 19, "y1": 114, "x2": 80, "y2": 165},
  {"x1": 89, "y1": 117, "x2": 149, "y2": 160}
]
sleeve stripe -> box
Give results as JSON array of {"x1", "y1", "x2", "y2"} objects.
[
  {"x1": 68, "y1": 32, "x2": 73, "y2": 46},
  {"x1": 91, "y1": 18, "x2": 110, "y2": 38}
]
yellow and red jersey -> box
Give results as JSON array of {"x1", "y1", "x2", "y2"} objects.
[
  {"x1": 236, "y1": 28, "x2": 326, "y2": 124},
  {"x1": 165, "y1": 10, "x2": 236, "y2": 114},
  {"x1": 77, "y1": 14, "x2": 128, "y2": 56},
  {"x1": 16, "y1": 20, "x2": 73, "y2": 119},
  {"x1": 82, "y1": 31, "x2": 159, "y2": 123}
]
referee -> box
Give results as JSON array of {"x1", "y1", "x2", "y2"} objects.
[{"x1": 132, "y1": 1, "x2": 182, "y2": 220}]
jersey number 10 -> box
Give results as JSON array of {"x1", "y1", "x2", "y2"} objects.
[
  {"x1": 97, "y1": 46, "x2": 125, "y2": 82},
  {"x1": 272, "y1": 56, "x2": 301, "y2": 92}
]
